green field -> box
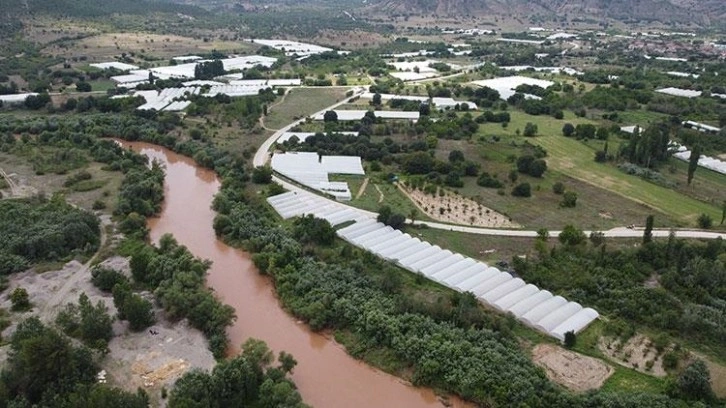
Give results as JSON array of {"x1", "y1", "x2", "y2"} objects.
[
  {"x1": 332, "y1": 174, "x2": 425, "y2": 219},
  {"x1": 463, "y1": 110, "x2": 722, "y2": 227},
  {"x1": 264, "y1": 87, "x2": 350, "y2": 130}
]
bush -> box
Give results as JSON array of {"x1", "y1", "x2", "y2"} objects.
[
  {"x1": 559, "y1": 225, "x2": 586, "y2": 246},
  {"x1": 91, "y1": 267, "x2": 129, "y2": 292},
  {"x1": 552, "y1": 182, "x2": 565, "y2": 195},
  {"x1": 560, "y1": 191, "x2": 577, "y2": 208},
  {"x1": 595, "y1": 150, "x2": 608, "y2": 162},
  {"x1": 10, "y1": 287, "x2": 31, "y2": 311},
  {"x1": 251, "y1": 166, "x2": 273, "y2": 184},
  {"x1": 697, "y1": 213, "x2": 713, "y2": 229},
  {"x1": 477, "y1": 173, "x2": 503, "y2": 188},
  {"x1": 562, "y1": 123, "x2": 575, "y2": 137},
  {"x1": 511, "y1": 183, "x2": 531, "y2": 197},
  {"x1": 55, "y1": 293, "x2": 113, "y2": 351}
]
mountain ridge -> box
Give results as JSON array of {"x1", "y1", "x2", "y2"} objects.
[{"x1": 366, "y1": 0, "x2": 725, "y2": 25}]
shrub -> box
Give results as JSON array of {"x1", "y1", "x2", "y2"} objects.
[
  {"x1": 697, "y1": 213, "x2": 713, "y2": 229},
  {"x1": 560, "y1": 191, "x2": 577, "y2": 208},
  {"x1": 511, "y1": 183, "x2": 531, "y2": 197},
  {"x1": 251, "y1": 166, "x2": 273, "y2": 184},
  {"x1": 477, "y1": 173, "x2": 503, "y2": 188},
  {"x1": 552, "y1": 182, "x2": 565, "y2": 195},
  {"x1": 10, "y1": 287, "x2": 31, "y2": 311},
  {"x1": 91, "y1": 267, "x2": 129, "y2": 292}
]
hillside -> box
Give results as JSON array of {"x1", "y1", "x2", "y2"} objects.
[
  {"x1": 0, "y1": 0, "x2": 206, "y2": 18},
  {"x1": 362, "y1": 0, "x2": 724, "y2": 25}
]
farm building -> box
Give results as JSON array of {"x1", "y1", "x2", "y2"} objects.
[
  {"x1": 265, "y1": 190, "x2": 600, "y2": 341},
  {"x1": 655, "y1": 87, "x2": 702, "y2": 98},
  {"x1": 271, "y1": 152, "x2": 364, "y2": 200},
  {"x1": 249, "y1": 39, "x2": 333, "y2": 57},
  {"x1": 90, "y1": 62, "x2": 139, "y2": 71},
  {"x1": 471, "y1": 76, "x2": 555, "y2": 100},
  {"x1": 683, "y1": 120, "x2": 721, "y2": 134},
  {"x1": 0, "y1": 93, "x2": 38, "y2": 105},
  {"x1": 276, "y1": 132, "x2": 359, "y2": 144},
  {"x1": 312, "y1": 110, "x2": 420, "y2": 122}
]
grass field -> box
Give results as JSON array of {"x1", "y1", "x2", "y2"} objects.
[
  {"x1": 332, "y1": 175, "x2": 425, "y2": 219},
  {"x1": 264, "y1": 87, "x2": 350, "y2": 130},
  {"x1": 405, "y1": 225, "x2": 537, "y2": 264},
  {"x1": 460, "y1": 110, "x2": 722, "y2": 227}
]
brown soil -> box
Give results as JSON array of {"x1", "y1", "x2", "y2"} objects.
[
  {"x1": 598, "y1": 335, "x2": 667, "y2": 377},
  {"x1": 532, "y1": 344, "x2": 614, "y2": 392},
  {"x1": 400, "y1": 184, "x2": 519, "y2": 228}
]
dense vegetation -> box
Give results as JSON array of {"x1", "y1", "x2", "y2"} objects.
[
  {"x1": 169, "y1": 338, "x2": 305, "y2": 408},
  {"x1": 0, "y1": 113, "x2": 240, "y2": 358},
  {"x1": 0, "y1": 317, "x2": 149, "y2": 407},
  {"x1": 127, "y1": 235, "x2": 236, "y2": 358},
  {"x1": 515, "y1": 227, "x2": 726, "y2": 357},
  {"x1": 211, "y1": 180, "x2": 712, "y2": 407},
  {"x1": 0, "y1": 196, "x2": 100, "y2": 274}
]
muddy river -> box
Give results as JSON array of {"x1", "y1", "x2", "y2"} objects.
[{"x1": 120, "y1": 142, "x2": 472, "y2": 408}]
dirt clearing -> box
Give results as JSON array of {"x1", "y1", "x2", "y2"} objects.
[
  {"x1": 400, "y1": 184, "x2": 519, "y2": 228},
  {"x1": 598, "y1": 335, "x2": 667, "y2": 377},
  {"x1": 532, "y1": 344, "x2": 614, "y2": 392}
]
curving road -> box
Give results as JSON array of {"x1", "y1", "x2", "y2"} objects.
[{"x1": 253, "y1": 89, "x2": 726, "y2": 241}]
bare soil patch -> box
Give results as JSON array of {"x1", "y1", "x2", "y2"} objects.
[
  {"x1": 598, "y1": 335, "x2": 667, "y2": 377},
  {"x1": 400, "y1": 184, "x2": 519, "y2": 228},
  {"x1": 0, "y1": 255, "x2": 214, "y2": 407},
  {"x1": 532, "y1": 344, "x2": 614, "y2": 392},
  {"x1": 46, "y1": 32, "x2": 251, "y2": 61}
]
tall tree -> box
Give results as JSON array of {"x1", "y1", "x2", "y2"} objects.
[
  {"x1": 643, "y1": 215, "x2": 654, "y2": 244},
  {"x1": 687, "y1": 144, "x2": 701, "y2": 185}
]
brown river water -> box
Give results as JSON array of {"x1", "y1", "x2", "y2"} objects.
[{"x1": 120, "y1": 142, "x2": 473, "y2": 408}]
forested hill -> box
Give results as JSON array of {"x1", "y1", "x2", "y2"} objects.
[{"x1": 0, "y1": 0, "x2": 207, "y2": 18}]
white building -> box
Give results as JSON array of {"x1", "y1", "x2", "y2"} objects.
[
  {"x1": 655, "y1": 87, "x2": 702, "y2": 98},
  {"x1": 0, "y1": 93, "x2": 38, "y2": 105},
  {"x1": 313, "y1": 110, "x2": 420, "y2": 122},
  {"x1": 471, "y1": 76, "x2": 555, "y2": 100},
  {"x1": 271, "y1": 151, "x2": 364, "y2": 200},
  {"x1": 90, "y1": 62, "x2": 139, "y2": 71}
]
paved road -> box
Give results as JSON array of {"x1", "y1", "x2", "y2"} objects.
[{"x1": 253, "y1": 90, "x2": 726, "y2": 240}]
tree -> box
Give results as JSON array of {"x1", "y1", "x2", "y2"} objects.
[
  {"x1": 323, "y1": 110, "x2": 338, "y2": 122},
  {"x1": 76, "y1": 82, "x2": 92, "y2": 92},
  {"x1": 560, "y1": 191, "x2": 577, "y2": 208},
  {"x1": 528, "y1": 159, "x2": 547, "y2": 177},
  {"x1": 252, "y1": 166, "x2": 273, "y2": 184},
  {"x1": 377, "y1": 205, "x2": 406, "y2": 230},
  {"x1": 563, "y1": 331, "x2": 576, "y2": 348},
  {"x1": 293, "y1": 215, "x2": 336, "y2": 246},
  {"x1": 536, "y1": 228, "x2": 549, "y2": 241},
  {"x1": 675, "y1": 359, "x2": 714, "y2": 401},
  {"x1": 721, "y1": 201, "x2": 726, "y2": 225},
  {"x1": 511, "y1": 182, "x2": 531, "y2": 197},
  {"x1": 562, "y1": 123, "x2": 575, "y2": 137},
  {"x1": 559, "y1": 225, "x2": 586, "y2": 246},
  {"x1": 56, "y1": 293, "x2": 114, "y2": 350},
  {"x1": 552, "y1": 182, "x2": 565, "y2": 195},
  {"x1": 643, "y1": 215, "x2": 654, "y2": 244},
  {"x1": 448, "y1": 150, "x2": 465, "y2": 163},
  {"x1": 687, "y1": 144, "x2": 701, "y2": 185},
  {"x1": 372, "y1": 93, "x2": 382, "y2": 106},
  {"x1": 523, "y1": 122, "x2": 538, "y2": 137},
  {"x1": 10, "y1": 287, "x2": 31, "y2": 311}
]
